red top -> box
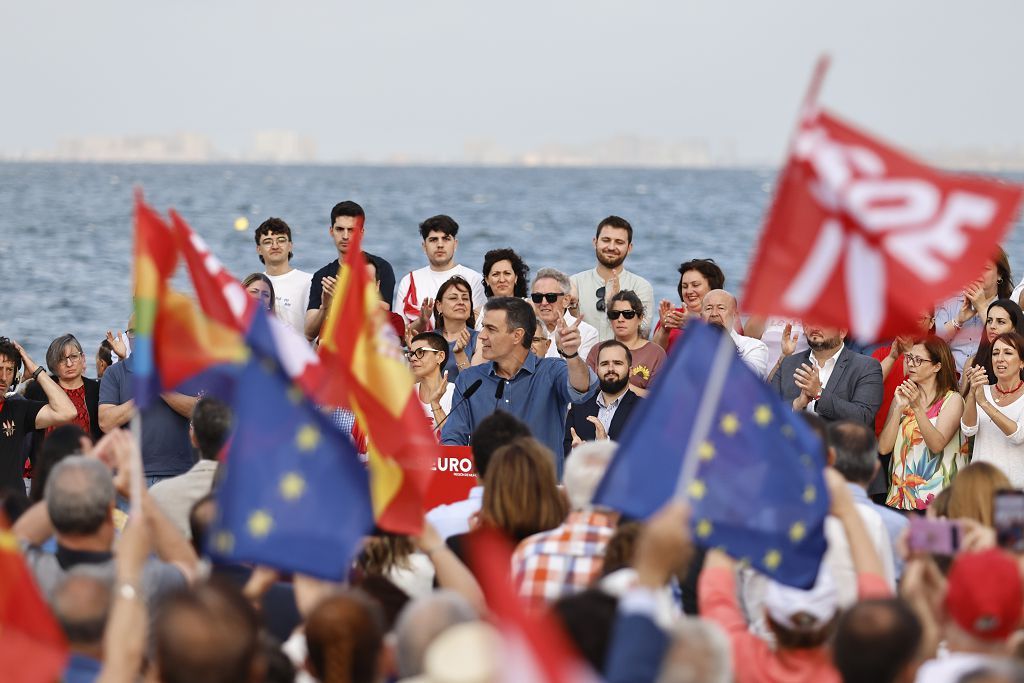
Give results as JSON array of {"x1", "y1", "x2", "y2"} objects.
[
  {"x1": 699, "y1": 567, "x2": 891, "y2": 683},
  {"x1": 871, "y1": 347, "x2": 906, "y2": 436},
  {"x1": 46, "y1": 385, "x2": 90, "y2": 437}
]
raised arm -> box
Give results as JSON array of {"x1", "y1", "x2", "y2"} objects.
[{"x1": 14, "y1": 341, "x2": 76, "y2": 428}]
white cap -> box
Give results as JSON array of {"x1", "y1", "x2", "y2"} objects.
[{"x1": 763, "y1": 569, "x2": 838, "y2": 631}]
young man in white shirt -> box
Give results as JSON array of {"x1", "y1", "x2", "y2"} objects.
[
  {"x1": 570, "y1": 216, "x2": 655, "y2": 342},
  {"x1": 393, "y1": 215, "x2": 486, "y2": 326},
  {"x1": 255, "y1": 217, "x2": 313, "y2": 337}
]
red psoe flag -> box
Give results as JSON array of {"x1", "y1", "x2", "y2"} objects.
[{"x1": 743, "y1": 69, "x2": 1023, "y2": 343}]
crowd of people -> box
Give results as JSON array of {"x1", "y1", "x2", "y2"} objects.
[{"x1": 3, "y1": 199, "x2": 1024, "y2": 683}]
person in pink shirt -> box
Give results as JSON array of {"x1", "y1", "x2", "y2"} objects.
[{"x1": 698, "y1": 469, "x2": 891, "y2": 683}]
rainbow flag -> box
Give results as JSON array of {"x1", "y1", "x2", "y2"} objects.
[
  {"x1": 131, "y1": 194, "x2": 179, "y2": 409},
  {"x1": 318, "y1": 219, "x2": 438, "y2": 534}
]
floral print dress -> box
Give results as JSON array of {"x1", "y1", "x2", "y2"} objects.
[{"x1": 887, "y1": 390, "x2": 968, "y2": 511}]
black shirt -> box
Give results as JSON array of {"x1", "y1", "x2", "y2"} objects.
[
  {"x1": 0, "y1": 397, "x2": 44, "y2": 492},
  {"x1": 307, "y1": 253, "x2": 396, "y2": 312}
]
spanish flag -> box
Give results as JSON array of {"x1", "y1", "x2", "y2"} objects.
[
  {"x1": 0, "y1": 528, "x2": 68, "y2": 683},
  {"x1": 318, "y1": 218, "x2": 438, "y2": 534}
]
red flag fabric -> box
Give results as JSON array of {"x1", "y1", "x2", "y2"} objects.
[
  {"x1": 0, "y1": 530, "x2": 68, "y2": 683},
  {"x1": 743, "y1": 109, "x2": 1023, "y2": 342},
  {"x1": 469, "y1": 529, "x2": 599, "y2": 683},
  {"x1": 318, "y1": 220, "x2": 439, "y2": 534}
]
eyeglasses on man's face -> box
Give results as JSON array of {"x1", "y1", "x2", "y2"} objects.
[
  {"x1": 531, "y1": 292, "x2": 564, "y2": 304},
  {"x1": 403, "y1": 348, "x2": 443, "y2": 361},
  {"x1": 607, "y1": 310, "x2": 637, "y2": 321}
]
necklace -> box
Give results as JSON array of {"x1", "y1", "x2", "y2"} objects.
[{"x1": 993, "y1": 379, "x2": 1024, "y2": 403}]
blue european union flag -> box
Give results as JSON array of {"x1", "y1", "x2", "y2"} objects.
[
  {"x1": 594, "y1": 322, "x2": 829, "y2": 588},
  {"x1": 209, "y1": 313, "x2": 373, "y2": 580}
]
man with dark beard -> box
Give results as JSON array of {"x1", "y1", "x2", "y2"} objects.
[
  {"x1": 771, "y1": 324, "x2": 883, "y2": 425},
  {"x1": 564, "y1": 340, "x2": 642, "y2": 455},
  {"x1": 571, "y1": 216, "x2": 655, "y2": 342}
]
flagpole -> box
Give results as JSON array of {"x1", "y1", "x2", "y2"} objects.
[
  {"x1": 741, "y1": 54, "x2": 830, "y2": 320},
  {"x1": 129, "y1": 412, "x2": 144, "y2": 518},
  {"x1": 673, "y1": 330, "x2": 737, "y2": 500}
]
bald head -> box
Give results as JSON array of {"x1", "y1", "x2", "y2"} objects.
[{"x1": 701, "y1": 289, "x2": 737, "y2": 331}]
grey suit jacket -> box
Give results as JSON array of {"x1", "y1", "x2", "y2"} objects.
[{"x1": 770, "y1": 347, "x2": 883, "y2": 425}]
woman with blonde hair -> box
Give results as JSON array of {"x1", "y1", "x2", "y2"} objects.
[
  {"x1": 446, "y1": 437, "x2": 568, "y2": 563},
  {"x1": 945, "y1": 461, "x2": 1012, "y2": 527}
]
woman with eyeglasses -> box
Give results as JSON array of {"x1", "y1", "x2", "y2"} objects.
[
  {"x1": 432, "y1": 276, "x2": 478, "y2": 380},
  {"x1": 962, "y1": 332, "x2": 1024, "y2": 488},
  {"x1": 25, "y1": 334, "x2": 103, "y2": 465},
  {"x1": 880, "y1": 336, "x2": 965, "y2": 511},
  {"x1": 587, "y1": 290, "x2": 666, "y2": 396},
  {"x1": 960, "y1": 299, "x2": 1024, "y2": 394},
  {"x1": 406, "y1": 332, "x2": 455, "y2": 431}
]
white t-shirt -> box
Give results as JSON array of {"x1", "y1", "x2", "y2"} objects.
[
  {"x1": 961, "y1": 386, "x2": 1024, "y2": 488},
  {"x1": 760, "y1": 318, "x2": 808, "y2": 370},
  {"x1": 393, "y1": 264, "x2": 486, "y2": 323},
  {"x1": 416, "y1": 382, "x2": 455, "y2": 428},
  {"x1": 542, "y1": 312, "x2": 599, "y2": 362},
  {"x1": 265, "y1": 269, "x2": 313, "y2": 336}
]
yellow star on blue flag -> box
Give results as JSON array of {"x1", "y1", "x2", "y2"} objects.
[
  {"x1": 209, "y1": 307, "x2": 374, "y2": 580},
  {"x1": 594, "y1": 322, "x2": 829, "y2": 589}
]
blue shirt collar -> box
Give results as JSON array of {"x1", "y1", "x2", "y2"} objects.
[{"x1": 487, "y1": 351, "x2": 538, "y2": 379}]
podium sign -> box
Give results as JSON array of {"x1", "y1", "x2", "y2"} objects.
[{"x1": 424, "y1": 446, "x2": 477, "y2": 509}]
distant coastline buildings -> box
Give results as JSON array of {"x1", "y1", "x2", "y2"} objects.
[{"x1": 3, "y1": 131, "x2": 1024, "y2": 171}]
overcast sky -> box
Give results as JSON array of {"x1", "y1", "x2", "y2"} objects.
[{"x1": 3, "y1": 1, "x2": 1020, "y2": 163}]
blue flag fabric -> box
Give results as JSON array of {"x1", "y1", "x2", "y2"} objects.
[
  {"x1": 209, "y1": 310, "x2": 373, "y2": 580},
  {"x1": 593, "y1": 323, "x2": 830, "y2": 589}
]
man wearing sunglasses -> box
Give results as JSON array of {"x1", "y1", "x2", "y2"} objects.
[
  {"x1": 532, "y1": 268, "x2": 598, "y2": 363},
  {"x1": 570, "y1": 216, "x2": 655, "y2": 342},
  {"x1": 701, "y1": 289, "x2": 769, "y2": 379}
]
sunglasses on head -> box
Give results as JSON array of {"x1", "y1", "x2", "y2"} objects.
[
  {"x1": 607, "y1": 310, "x2": 637, "y2": 320},
  {"x1": 531, "y1": 292, "x2": 564, "y2": 304}
]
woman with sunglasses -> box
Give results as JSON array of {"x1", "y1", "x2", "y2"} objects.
[
  {"x1": 433, "y1": 276, "x2": 478, "y2": 380},
  {"x1": 406, "y1": 332, "x2": 455, "y2": 431},
  {"x1": 962, "y1": 332, "x2": 1024, "y2": 488},
  {"x1": 586, "y1": 290, "x2": 665, "y2": 396},
  {"x1": 880, "y1": 336, "x2": 965, "y2": 511}
]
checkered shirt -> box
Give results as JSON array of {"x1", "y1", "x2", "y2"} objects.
[{"x1": 511, "y1": 510, "x2": 617, "y2": 608}]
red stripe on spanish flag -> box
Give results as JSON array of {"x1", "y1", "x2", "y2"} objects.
[{"x1": 318, "y1": 218, "x2": 438, "y2": 534}]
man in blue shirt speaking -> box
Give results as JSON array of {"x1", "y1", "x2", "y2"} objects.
[{"x1": 441, "y1": 296, "x2": 598, "y2": 477}]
